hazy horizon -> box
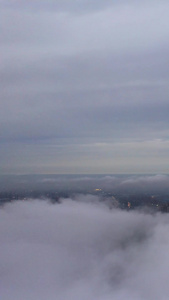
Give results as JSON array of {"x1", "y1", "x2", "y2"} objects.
[{"x1": 1, "y1": 173, "x2": 169, "y2": 195}]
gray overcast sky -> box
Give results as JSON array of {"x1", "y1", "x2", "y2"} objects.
[{"x1": 1, "y1": 0, "x2": 169, "y2": 174}]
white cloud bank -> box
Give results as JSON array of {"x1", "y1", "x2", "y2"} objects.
[{"x1": 1, "y1": 197, "x2": 169, "y2": 300}]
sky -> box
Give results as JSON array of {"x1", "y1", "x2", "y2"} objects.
[
  {"x1": 1, "y1": 0, "x2": 169, "y2": 174},
  {"x1": 2, "y1": 197, "x2": 169, "y2": 300}
]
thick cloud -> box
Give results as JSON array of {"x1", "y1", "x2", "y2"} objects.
[{"x1": 1, "y1": 197, "x2": 169, "y2": 300}]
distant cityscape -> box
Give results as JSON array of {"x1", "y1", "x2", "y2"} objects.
[{"x1": 1, "y1": 188, "x2": 169, "y2": 212}]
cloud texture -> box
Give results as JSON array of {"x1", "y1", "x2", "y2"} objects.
[
  {"x1": 1, "y1": 197, "x2": 169, "y2": 299},
  {"x1": 1, "y1": 0, "x2": 169, "y2": 173}
]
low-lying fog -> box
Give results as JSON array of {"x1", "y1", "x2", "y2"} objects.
[
  {"x1": 1, "y1": 174, "x2": 169, "y2": 194},
  {"x1": 1, "y1": 195, "x2": 169, "y2": 300}
]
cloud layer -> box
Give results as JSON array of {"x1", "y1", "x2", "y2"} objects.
[{"x1": 1, "y1": 197, "x2": 169, "y2": 300}]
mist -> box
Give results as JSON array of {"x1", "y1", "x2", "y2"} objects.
[
  {"x1": 1, "y1": 196, "x2": 169, "y2": 300},
  {"x1": 1, "y1": 174, "x2": 169, "y2": 194}
]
